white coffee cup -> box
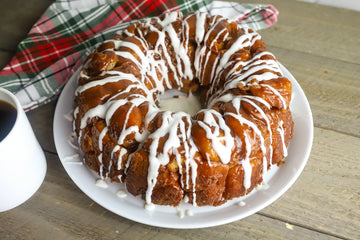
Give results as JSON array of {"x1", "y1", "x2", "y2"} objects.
[{"x1": 0, "y1": 87, "x2": 47, "y2": 212}]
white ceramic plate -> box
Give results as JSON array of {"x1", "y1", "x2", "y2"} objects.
[{"x1": 53, "y1": 63, "x2": 313, "y2": 229}]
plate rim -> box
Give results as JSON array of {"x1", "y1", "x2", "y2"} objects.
[{"x1": 53, "y1": 62, "x2": 313, "y2": 229}]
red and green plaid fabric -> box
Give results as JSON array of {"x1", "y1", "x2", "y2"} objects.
[{"x1": 0, "y1": 0, "x2": 278, "y2": 111}]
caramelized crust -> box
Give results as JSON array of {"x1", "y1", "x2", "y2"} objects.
[{"x1": 73, "y1": 11, "x2": 294, "y2": 207}]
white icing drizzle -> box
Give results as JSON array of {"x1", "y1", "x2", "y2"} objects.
[
  {"x1": 64, "y1": 110, "x2": 73, "y2": 121},
  {"x1": 194, "y1": 17, "x2": 229, "y2": 85},
  {"x1": 74, "y1": 12, "x2": 292, "y2": 207},
  {"x1": 73, "y1": 107, "x2": 79, "y2": 133},
  {"x1": 145, "y1": 203, "x2": 155, "y2": 211},
  {"x1": 80, "y1": 104, "x2": 107, "y2": 129},
  {"x1": 95, "y1": 178, "x2": 108, "y2": 188},
  {"x1": 196, "y1": 109, "x2": 234, "y2": 164},
  {"x1": 108, "y1": 102, "x2": 139, "y2": 145},
  {"x1": 188, "y1": 140, "x2": 198, "y2": 206},
  {"x1": 111, "y1": 145, "x2": 120, "y2": 160},
  {"x1": 260, "y1": 83, "x2": 287, "y2": 110},
  {"x1": 217, "y1": 62, "x2": 281, "y2": 97},
  {"x1": 217, "y1": 29, "x2": 255, "y2": 72},
  {"x1": 195, "y1": 12, "x2": 207, "y2": 44},
  {"x1": 145, "y1": 111, "x2": 198, "y2": 205},
  {"x1": 224, "y1": 51, "x2": 280, "y2": 82},
  {"x1": 208, "y1": 29, "x2": 228, "y2": 81},
  {"x1": 76, "y1": 72, "x2": 139, "y2": 95},
  {"x1": 98, "y1": 127, "x2": 108, "y2": 151},
  {"x1": 63, "y1": 161, "x2": 83, "y2": 165},
  {"x1": 277, "y1": 120, "x2": 288, "y2": 158},
  {"x1": 62, "y1": 154, "x2": 80, "y2": 161},
  {"x1": 117, "y1": 147, "x2": 128, "y2": 171},
  {"x1": 98, "y1": 153, "x2": 104, "y2": 178},
  {"x1": 159, "y1": 11, "x2": 179, "y2": 27},
  {"x1": 208, "y1": 49, "x2": 285, "y2": 108},
  {"x1": 193, "y1": 44, "x2": 207, "y2": 81},
  {"x1": 242, "y1": 133, "x2": 252, "y2": 189},
  {"x1": 241, "y1": 96, "x2": 272, "y2": 174},
  {"x1": 256, "y1": 182, "x2": 270, "y2": 191},
  {"x1": 145, "y1": 18, "x2": 181, "y2": 89},
  {"x1": 185, "y1": 209, "x2": 194, "y2": 216},
  {"x1": 164, "y1": 23, "x2": 193, "y2": 80},
  {"x1": 106, "y1": 156, "x2": 112, "y2": 179},
  {"x1": 176, "y1": 207, "x2": 184, "y2": 219},
  {"x1": 225, "y1": 96, "x2": 268, "y2": 189},
  {"x1": 116, "y1": 190, "x2": 127, "y2": 198}
]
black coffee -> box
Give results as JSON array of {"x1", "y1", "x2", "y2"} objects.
[{"x1": 0, "y1": 100, "x2": 17, "y2": 142}]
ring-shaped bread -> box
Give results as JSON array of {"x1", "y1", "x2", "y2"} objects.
[{"x1": 73, "y1": 11, "x2": 294, "y2": 207}]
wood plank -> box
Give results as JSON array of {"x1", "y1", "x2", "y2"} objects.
[
  {"x1": 0, "y1": 50, "x2": 13, "y2": 70},
  {"x1": 2, "y1": 1, "x2": 356, "y2": 239},
  {"x1": 26, "y1": 100, "x2": 57, "y2": 153},
  {"x1": 260, "y1": 127, "x2": 360, "y2": 240},
  {"x1": 266, "y1": 46, "x2": 360, "y2": 137},
  {"x1": 0, "y1": 152, "x2": 342, "y2": 240},
  {"x1": 24, "y1": 79, "x2": 358, "y2": 238},
  {"x1": 235, "y1": 0, "x2": 360, "y2": 64},
  {"x1": 0, "y1": 0, "x2": 53, "y2": 52}
]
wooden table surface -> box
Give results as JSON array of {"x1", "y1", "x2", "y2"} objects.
[{"x1": 0, "y1": 0, "x2": 359, "y2": 239}]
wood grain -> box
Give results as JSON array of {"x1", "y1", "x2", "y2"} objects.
[
  {"x1": 0, "y1": 152, "x2": 344, "y2": 240},
  {"x1": 0, "y1": 50, "x2": 13, "y2": 70},
  {"x1": 261, "y1": 127, "x2": 360, "y2": 240},
  {"x1": 266, "y1": 46, "x2": 360, "y2": 137},
  {"x1": 26, "y1": 101, "x2": 57, "y2": 153},
  {"x1": 1, "y1": 0, "x2": 359, "y2": 239},
  {"x1": 237, "y1": 0, "x2": 360, "y2": 64},
  {"x1": 0, "y1": 0, "x2": 53, "y2": 52}
]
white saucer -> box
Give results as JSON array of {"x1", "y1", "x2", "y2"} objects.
[{"x1": 53, "y1": 63, "x2": 313, "y2": 229}]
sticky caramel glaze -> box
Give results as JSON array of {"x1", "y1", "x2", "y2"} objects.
[{"x1": 73, "y1": 11, "x2": 294, "y2": 207}]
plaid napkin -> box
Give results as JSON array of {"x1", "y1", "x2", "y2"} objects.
[{"x1": 0, "y1": 0, "x2": 278, "y2": 111}]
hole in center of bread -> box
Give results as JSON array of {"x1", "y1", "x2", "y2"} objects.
[{"x1": 159, "y1": 89, "x2": 202, "y2": 116}]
